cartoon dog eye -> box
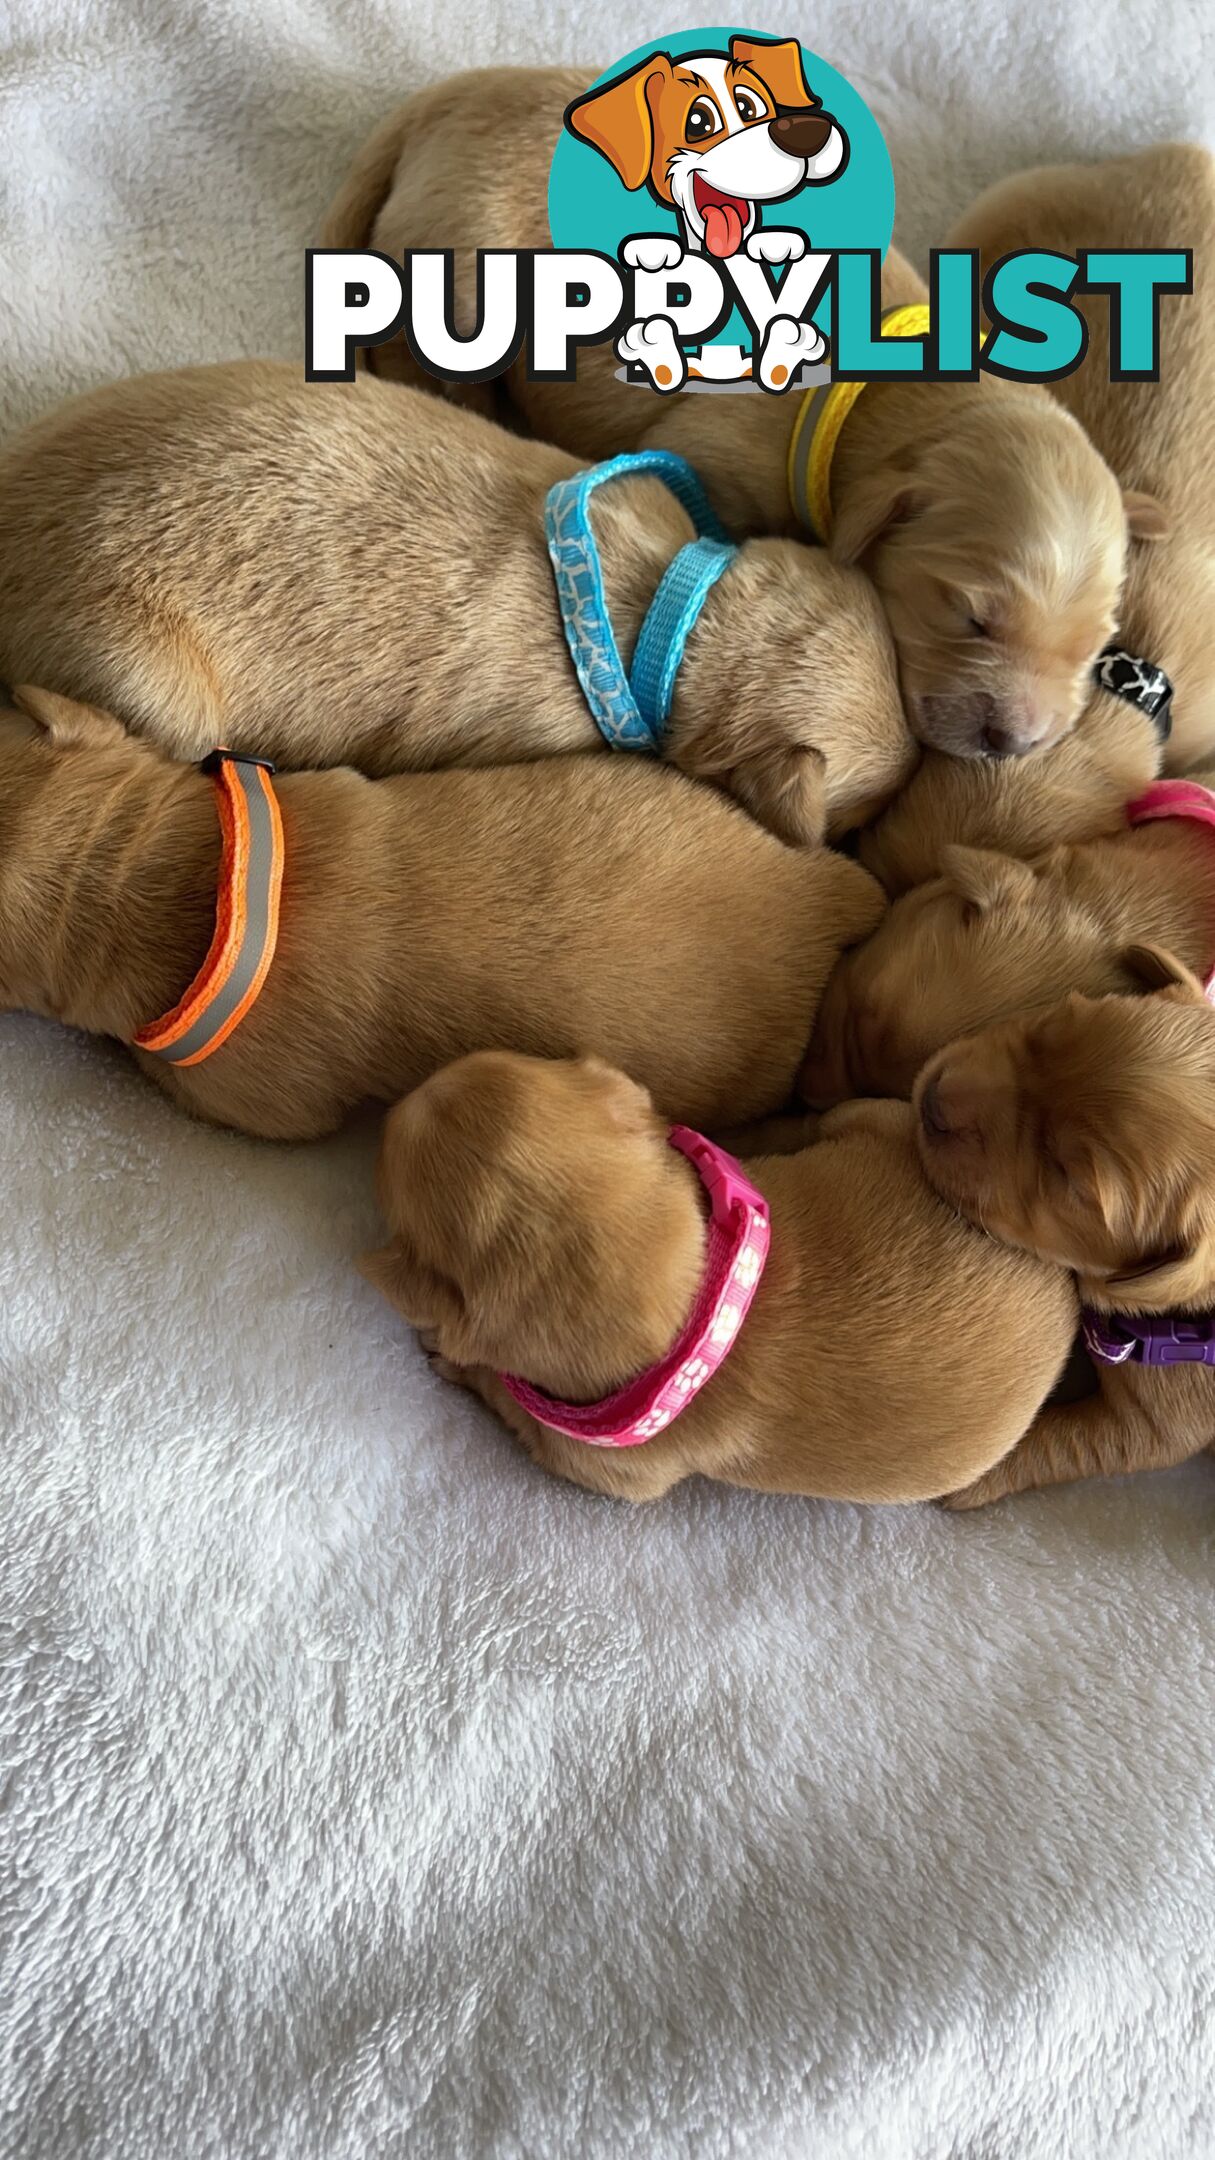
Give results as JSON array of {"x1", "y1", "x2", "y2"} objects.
[
  {"x1": 732, "y1": 87, "x2": 769, "y2": 124},
  {"x1": 685, "y1": 97, "x2": 723, "y2": 140}
]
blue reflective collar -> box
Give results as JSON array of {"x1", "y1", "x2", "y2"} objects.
[{"x1": 545, "y1": 451, "x2": 737, "y2": 751}]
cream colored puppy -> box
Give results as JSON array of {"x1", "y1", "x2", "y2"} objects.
[
  {"x1": 0, "y1": 361, "x2": 910, "y2": 846},
  {"x1": 321, "y1": 67, "x2": 1147, "y2": 761},
  {"x1": 950, "y1": 143, "x2": 1214, "y2": 773},
  {"x1": 364, "y1": 1057, "x2": 1076, "y2": 1504},
  {"x1": 0, "y1": 687, "x2": 886, "y2": 1141},
  {"x1": 836, "y1": 143, "x2": 1213, "y2": 891}
]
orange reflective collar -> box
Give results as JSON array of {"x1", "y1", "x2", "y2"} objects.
[{"x1": 133, "y1": 752, "x2": 284, "y2": 1068}]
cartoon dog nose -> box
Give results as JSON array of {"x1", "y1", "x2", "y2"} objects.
[{"x1": 769, "y1": 110, "x2": 834, "y2": 158}]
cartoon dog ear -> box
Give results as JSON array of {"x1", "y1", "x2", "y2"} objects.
[
  {"x1": 1119, "y1": 941, "x2": 1209, "y2": 1001},
  {"x1": 1122, "y1": 489, "x2": 1169, "y2": 541},
  {"x1": 828, "y1": 468, "x2": 924, "y2": 566},
  {"x1": 941, "y1": 845, "x2": 1039, "y2": 916},
  {"x1": 564, "y1": 56, "x2": 671, "y2": 191},
  {"x1": 729, "y1": 35, "x2": 815, "y2": 109},
  {"x1": 729, "y1": 743, "x2": 828, "y2": 848},
  {"x1": 11, "y1": 683, "x2": 127, "y2": 749}
]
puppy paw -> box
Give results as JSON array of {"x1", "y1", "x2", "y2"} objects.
[
  {"x1": 940, "y1": 1471, "x2": 1009, "y2": 1511},
  {"x1": 621, "y1": 234, "x2": 684, "y2": 273},
  {"x1": 746, "y1": 227, "x2": 806, "y2": 265},
  {"x1": 615, "y1": 316, "x2": 687, "y2": 392},
  {"x1": 757, "y1": 315, "x2": 826, "y2": 392}
]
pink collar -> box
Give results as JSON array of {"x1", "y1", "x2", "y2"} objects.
[
  {"x1": 498, "y1": 1127, "x2": 771, "y2": 1449},
  {"x1": 1127, "y1": 779, "x2": 1215, "y2": 997}
]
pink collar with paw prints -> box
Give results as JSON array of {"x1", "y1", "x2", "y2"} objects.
[
  {"x1": 1128, "y1": 780, "x2": 1215, "y2": 998},
  {"x1": 498, "y1": 1127, "x2": 771, "y2": 1448}
]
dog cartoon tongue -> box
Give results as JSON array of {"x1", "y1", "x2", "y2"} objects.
[{"x1": 702, "y1": 199, "x2": 745, "y2": 258}]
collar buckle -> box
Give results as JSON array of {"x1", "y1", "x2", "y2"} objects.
[{"x1": 1083, "y1": 1310, "x2": 1215, "y2": 1366}]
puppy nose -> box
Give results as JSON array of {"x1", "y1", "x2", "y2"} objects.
[
  {"x1": 981, "y1": 723, "x2": 1016, "y2": 757},
  {"x1": 769, "y1": 111, "x2": 833, "y2": 157}
]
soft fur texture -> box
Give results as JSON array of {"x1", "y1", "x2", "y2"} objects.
[
  {"x1": 0, "y1": 360, "x2": 911, "y2": 848},
  {"x1": 950, "y1": 142, "x2": 1215, "y2": 773},
  {"x1": 321, "y1": 66, "x2": 1141, "y2": 761},
  {"x1": 5, "y1": 4, "x2": 1215, "y2": 2155},
  {"x1": 859, "y1": 141, "x2": 1210, "y2": 894},
  {"x1": 0, "y1": 686, "x2": 882, "y2": 1138},
  {"x1": 913, "y1": 973, "x2": 1215, "y2": 1502},
  {"x1": 803, "y1": 774, "x2": 1215, "y2": 1103},
  {"x1": 366, "y1": 1053, "x2": 1077, "y2": 1502}
]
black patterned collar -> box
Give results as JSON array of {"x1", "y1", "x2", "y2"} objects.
[{"x1": 1094, "y1": 645, "x2": 1174, "y2": 742}]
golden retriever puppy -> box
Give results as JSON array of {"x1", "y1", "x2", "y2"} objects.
[
  {"x1": 858, "y1": 672, "x2": 1164, "y2": 897},
  {"x1": 321, "y1": 67, "x2": 1146, "y2": 761},
  {"x1": 363, "y1": 1054, "x2": 1076, "y2": 1503},
  {"x1": 913, "y1": 970, "x2": 1215, "y2": 1504},
  {"x1": 950, "y1": 142, "x2": 1215, "y2": 773},
  {"x1": 0, "y1": 360, "x2": 910, "y2": 847},
  {"x1": 802, "y1": 771, "x2": 1215, "y2": 1104},
  {"x1": 0, "y1": 686, "x2": 884, "y2": 1142},
  {"x1": 857, "y1": 141, "x2": 1212, "y2": 890}
]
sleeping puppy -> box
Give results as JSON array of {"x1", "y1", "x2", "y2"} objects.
[
  {"x1": 857, "y1": 140, "x2": 1212, "y2": 891},
  {"x1": 0, "y1": 359, "x2": 911, "y2": 847},
  {"x1": 0, "y1": 687, "x2": 884, "y2": 1142},
  {"x1": 320, "y1": 67, "x2": 1147, "y2": 761},
  {"x1": 363, "y1": 1053, "x2": 1076, "y2": 1504},
  {"x1": 802, "y1": 772, "x2": 1215, "y2": 1104},
  {"x1": 858, "y1": 665, "x2": 1165, "y2": 898},
  {"x1": 949, "y1": 142, "x2": 1214, "y2": 773},
  {"x1": 914, "y1": 972, "x2": 1215, "y2": 1505}
]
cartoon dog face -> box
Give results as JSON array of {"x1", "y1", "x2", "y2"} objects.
[{"x1": 566, "y1": 37, "x2": 847, "y2": 259}]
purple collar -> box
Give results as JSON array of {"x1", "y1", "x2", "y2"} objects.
[{"x1": 1082, "y1": 1310, "x2": 1215, "y2": 1367}]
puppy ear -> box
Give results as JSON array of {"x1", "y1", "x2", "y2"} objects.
[
  {"x1": 729, "y1": 743, "x2": 827, "y2": 848},
  {"x1": 1119, "y1": 941, "x2": 1209, "y2": 1001},
  {"x1": 1105, "y1": 1231, "x2": 1215, "y2": 1311},
  {"x1": 580, "y1": 1056, "x2": 658, "y2": 1133},
  {"x1": 941, "y1": 845, "x2": 1038, "y2": 916},
  {"x1": 12, "y1": 683, "x2": 126, "y2": 749},
  {"x1": 829, "y1": 469, "x2": 923, "y2": 566},
  {"x1": 359, "y1": 1238, "x2": 463, "y2": 1335},
  {"x1": 729, "y1": 35, "x2": 814, "y2": 108},
  {"x1": 1123, "y1": 489, "x2": 1169, "y2": 541},
  {"x1": 564, "y1": 56, "x2": 669, "y2": 190}
]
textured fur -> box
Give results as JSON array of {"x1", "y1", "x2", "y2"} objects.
[
  {"x1": 320, "y1": 67, "x2": 1138, "y2": 760},
  {"x1": 0, "y1": 360, "x2": 911, "y2": 847},
  {"x1": 861, "y1": 142, "x2": 1212, "y2": 892},
  {"x1": 913, "y1": 975, "x2": 1215, "y2": 1502},
  {"x1": 802, "y1": 779, "x2": 1215, "y2": 1102},
  {"x1": 0, "y1": 687, "x2": 884, "y2": 1140},
  {"x1": 366, "y1": 1057, "x2": 1076, "y2": 1503}
]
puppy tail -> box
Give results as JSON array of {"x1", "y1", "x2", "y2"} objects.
[{"x1": 317, "y1": 103, "x2": 412, "y2": 253}]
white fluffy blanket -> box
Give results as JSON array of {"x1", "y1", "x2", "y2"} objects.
[{"x1": 2, "y1": 5, "x2": 1214, "y2": 2156}]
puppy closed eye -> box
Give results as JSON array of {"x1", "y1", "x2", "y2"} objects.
[{"x1": 967, "y1": 615, "x2": 990, "y2": 639}]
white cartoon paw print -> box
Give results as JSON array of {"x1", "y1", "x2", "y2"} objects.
[
  {"x1": 734, "y1": 1246, "x2": 763, "y2": 1292},
  {"x1": 675, "y1": 1356, "x2": 711, "y2": 1395},
  {"x1": 622, "y1": 235, "x2": 684, "y2": 273},
  {"x1": 757, "y1": 315, "x2": 826, "y2": 392},
  {"x1": 710, "y1": 1304, "x2": 743, "y2": 1349},
  {"x1": 746, "y1": 228, "x2": 807, "y2": 265},
  {"x1": 633, "y1": 1405, "x2": 674, "y2": 1440},
  {"x1": 616, "y1": 316, "x2": 687, "y2": 393}
]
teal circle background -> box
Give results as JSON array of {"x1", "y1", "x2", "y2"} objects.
[{"x1": 547, "y1": 29, "x2": 895, "y2": 347}]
